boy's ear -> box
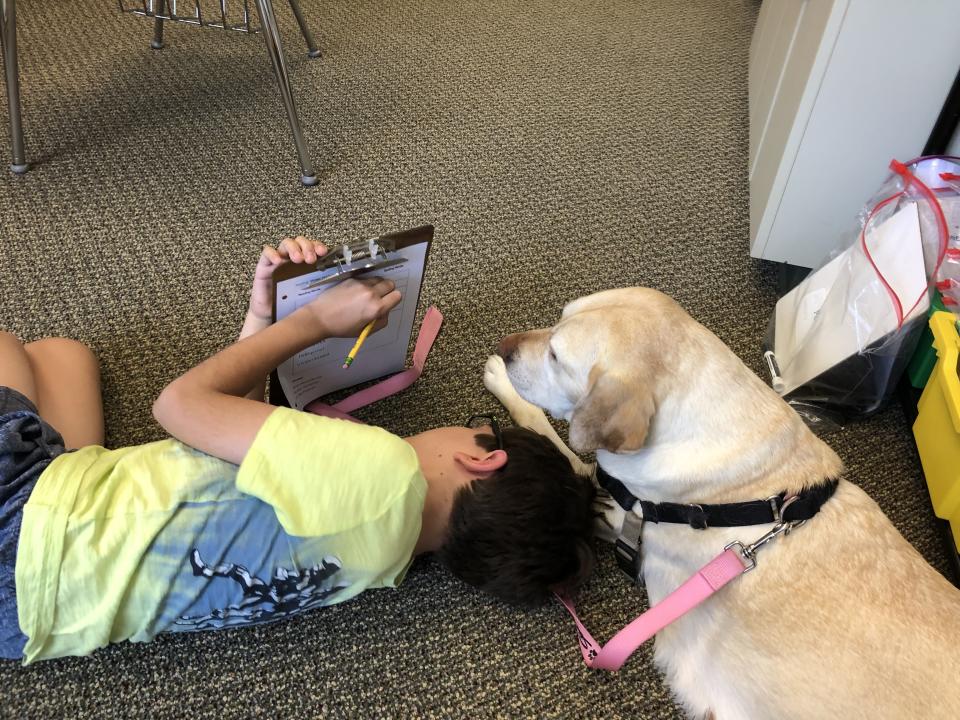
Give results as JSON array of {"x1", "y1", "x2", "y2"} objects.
[{"x1": 453, "y1": 449, "x2": 508, "y2": 475}]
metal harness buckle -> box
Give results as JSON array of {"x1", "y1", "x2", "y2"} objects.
[
  {"x1": 613, "y1": 503, "x2": 645, "y2": 585},
  {"x1": 687, "y1": 503, "x2": 708, "y2": 529},
  {"x1": 767, "y1": 495, "x2": 782, "y2": 524}
]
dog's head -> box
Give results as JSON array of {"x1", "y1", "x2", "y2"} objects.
[{"x1": 497, "y1": 288, "x2": 683, "y2": 454}]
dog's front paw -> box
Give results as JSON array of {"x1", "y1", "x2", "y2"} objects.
[{"x1": 483, "y1": 354, "x2": 520, "y2": 403}]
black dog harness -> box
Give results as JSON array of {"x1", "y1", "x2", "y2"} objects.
[{"x1": 596, "y1": 465, "x2": 839, "y2": 578}]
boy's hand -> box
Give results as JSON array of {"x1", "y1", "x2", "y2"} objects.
[
  {"x1": 300, "y1": 277, "x2": 402, "y2": 338},
  {"x1": 249, "y1": 236, "x2": 328, "y2": 322}
]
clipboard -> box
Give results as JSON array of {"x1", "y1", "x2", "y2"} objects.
[{"x1": 269, "y1": 225, "x2": 434, "y2": 410}]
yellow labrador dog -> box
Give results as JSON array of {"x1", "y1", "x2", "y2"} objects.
[{"x1": 483, "y1": 287, "x2": 960, "y2": 720}]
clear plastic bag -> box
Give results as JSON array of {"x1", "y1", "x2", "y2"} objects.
[
  {"x1": 937, "y1": 251, "x2": 960, "y2": 309},
  {"x1": 933, "y1": 168, "x2": 960, "y2": 308},
  {"x1": 763, "y1": 157, "x2": 959, "y2": 425}
]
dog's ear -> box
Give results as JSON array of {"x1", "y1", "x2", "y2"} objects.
[{"x1": 568, "y1": 370, "x2": 654, "y2": 453}]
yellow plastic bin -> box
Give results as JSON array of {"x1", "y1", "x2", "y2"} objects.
[{"x1": 913, "y1": 311, "x2": 960, "y2": 547}]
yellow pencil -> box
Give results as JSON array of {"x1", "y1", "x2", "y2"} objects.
[{"x1": 342, "y1": 321, "x2": 376, "y2": 369}]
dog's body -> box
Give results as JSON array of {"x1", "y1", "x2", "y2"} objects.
[{"x1": 484, "y1": 288, "x2": 960, "y2": 719}]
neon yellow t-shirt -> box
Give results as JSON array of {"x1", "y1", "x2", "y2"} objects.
[{"x1": 15, "y1": 408, "x2": 426, "y2": 664}]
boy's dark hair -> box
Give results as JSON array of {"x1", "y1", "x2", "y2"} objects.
[{"x1": 437, "y1": 426, "x2": 597, "y2": 607}]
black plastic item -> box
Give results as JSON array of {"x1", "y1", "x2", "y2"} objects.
[
  {"x1": 777, "y1": 262, "x2": 812, "y2": 296},
  {"x1": 778, "y1": 315, "x2": 927, "y2": 421},
  {"x1": 268, "y1": 370, "x2": 290, "y2": 408},
  {"x1": 923, "y1": 66, "x2": 960, "y2": 156}
]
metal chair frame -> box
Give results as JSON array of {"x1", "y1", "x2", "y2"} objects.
[{"x1": 1, "y1": 0, "x2": 321, "y2": 185}]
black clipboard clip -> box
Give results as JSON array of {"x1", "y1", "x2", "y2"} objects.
[{"x1": 303, "y1": 237, "x2": 409, "y2": 290}]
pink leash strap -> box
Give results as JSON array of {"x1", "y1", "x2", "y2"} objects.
[
  {"x1": 305, "y1": 306, "x2": 443, "y2": 419},
  {"x1": 557, "y1": 547, "x2": 748, "y2": 671}
]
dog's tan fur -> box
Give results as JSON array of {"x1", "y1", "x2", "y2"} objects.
[{"x1": 484, "y1": 287, "x2": 960, "y2": 719}]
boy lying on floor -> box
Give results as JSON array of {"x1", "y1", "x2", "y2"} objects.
[{"x1": 0, "y1": 237, "x2": 596, "y2": 664}]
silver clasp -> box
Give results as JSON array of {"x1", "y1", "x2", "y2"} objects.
[{"x1": 724, "y1": 497, "x2": 804, "y2": 572}]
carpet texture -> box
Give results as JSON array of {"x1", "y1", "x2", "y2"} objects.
[{"x1": 0, "y1": 0, "x2": 952, "y2": 717}]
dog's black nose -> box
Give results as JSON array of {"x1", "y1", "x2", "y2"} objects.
[{"x1": 496, "y1": 333, "x2": 521, "y2": 362}]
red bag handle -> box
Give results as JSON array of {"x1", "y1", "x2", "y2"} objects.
[{"x1": 859, "y1": 160, "x2": 949, "y2": 329}]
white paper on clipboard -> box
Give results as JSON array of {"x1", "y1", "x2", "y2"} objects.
[
  {"x1": 274, "y1": 240, "x2": 429, "y2": 410},
  {"x1": 774, "y1": 202, "x2": 929, "y2": 396}
]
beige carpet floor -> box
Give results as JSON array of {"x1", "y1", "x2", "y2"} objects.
[{"x1": 0, "y1": 0, "x2": 951, "y2": 717}]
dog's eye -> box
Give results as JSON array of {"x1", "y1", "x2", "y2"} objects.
[{"x1": 548, "y1": 347, "x2": 558, "y2": 362}]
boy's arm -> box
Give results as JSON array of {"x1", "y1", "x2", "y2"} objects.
[
  {"x1": 242, "y1": 237, "x2": 327, "y2": 401},
  {"x1": 239, "y1": 310, "x2": 271, "y2": 401},
  {"x1": 153, "y1": 277, "x2": 400, "y2": 466}
]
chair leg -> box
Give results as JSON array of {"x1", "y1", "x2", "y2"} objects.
[
  {"x1": 151, "y1": 3, "x2": 165, "y2": 51},
  {"x1": 286, "y1": 0, "x2": 321, "y2": 58},
  {"x1": 253, "y1": 0, "x2": 318, "y2": 186},
  {"x1": 1, "y1": 0, "x2": 27, "y2": 174}
]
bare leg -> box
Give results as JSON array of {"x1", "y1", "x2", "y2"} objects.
[
  {"x1": 23, "y1": 338, "x2": 104, "y2": 449},
  {"x1": 0, "y1": 331, "x2": 38, "y2": 405}
]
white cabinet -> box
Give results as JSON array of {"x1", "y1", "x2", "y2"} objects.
[{"x1": 749, "y1": 0, "x2": 960, "y2": 268}]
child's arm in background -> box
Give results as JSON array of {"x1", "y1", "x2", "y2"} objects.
[
  {"x1": 153, "y1": 277, "x2": 401, "y2": 465},
  {"x1": 241, "y1": 236, "x2": 328, "y2": 400}
]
